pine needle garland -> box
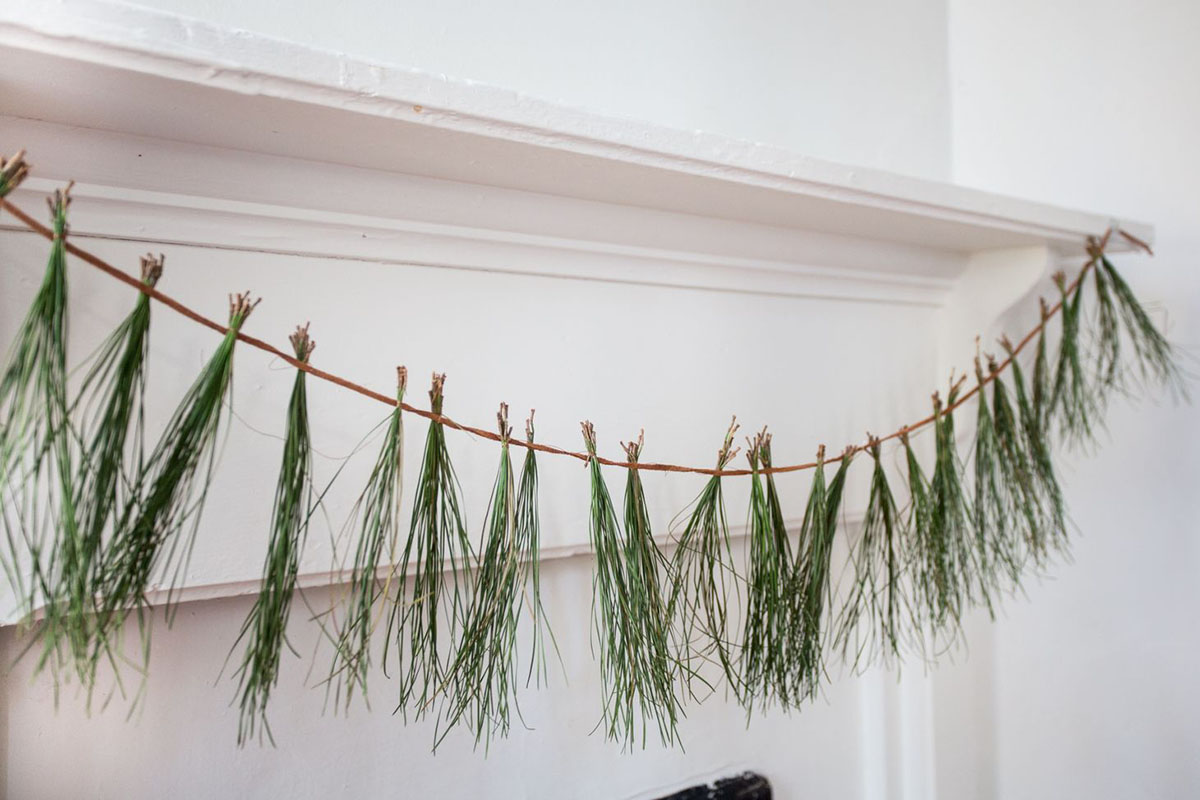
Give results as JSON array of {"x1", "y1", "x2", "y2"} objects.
[
  {"x1": 791, "y1": 446, "x2": 853, "y2": 701},
  {"x1": 94, "y1": 291, "x2": 258, "y2": 654},
  {"x1": 0, "y1": 188, "x2": 74, "y2": 607},
  {"x1": 582, "y1": 424, "x2": 680, "y2": 748},
  {"x1": 739, "y1": 430, "x2": 792, "y2": 709},
  {"x1": 230, "y1": 325, "x2": 316, "y2": 746},
  {"x1": 387, "y1": 373, "x2": 473, "y2": 718},
  {"x1": 834, "y1": 436, "x2": 911, "y2": 669},
  {"x1": 328, "y1": 366, "x2": 407, "y2": 712},
  {"x1": 45, "y1": 253, "x2": 162, "y2": 686},
  {"x1": 668, "y1": 417, "x2": 741, "y2": 692}
]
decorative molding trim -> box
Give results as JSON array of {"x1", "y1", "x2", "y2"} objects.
[
  {"x1": 3, "y1": 178, "x2": 956, "y2": 308},
  {"x1": 0, "y1": 0, "x2": 1152, "y2": 254}
]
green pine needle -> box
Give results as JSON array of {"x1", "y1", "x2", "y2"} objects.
[
  {"x1": 1001, "y1": 338, "x2": 1068, "y2": 556},
  {"x1": 0, "y1": 189, "x2": 79, "y2": 678},
  {"x1": 790, "y1": 445, "x2": 852, "y2": 702},
  {"x1": 231, "y1": 325, "x2": 316, "y2": 746},
  {"x1": 44, "y1": 254, "x2": 161, "y2": 689},
  {"x1": 1098, "y1": 253, "x2": 1185, "y2": 399},
  {"x1": 668, "y1": 417, "x2": 741, "y2": 694},
  {"x1": 441, "y1": 403, "x2": 524, "y2": 748},
  {"x1": 582, "y1": 424, "x2": 681, "y2": 748},
  {"x1": 93, "y1": 291, "x2": 257, "y2": 669},
  {"x1": 834, "y1": 436, "x2": 913, "y2": 670},
  {"x1": 328, "y1": 367, "x2": 407, "y2": 713},
  {"x1": 386, "y1": 373, "x2": 473, "y2": 719},
  {"x1": 739, "y1": 430, "x2": 792, "y2": 709},
  {"x1": 1051, "y1": 272, "x2": 1097, "y2": 447}
]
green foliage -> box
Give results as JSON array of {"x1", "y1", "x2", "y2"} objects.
[
  {"x1": 668, "y1": 417, "x2": 741, "y2": 693},
  {"x1": 0, "y1": 189, "x2": 78, "y2": 678},
  {"x1": 442, "y1": 404, "x2": 548, "y2": 749},
  {"x1": 1098, "y1": 254, "x2": 1184, "y2": 398},
  {"x1": 791, "y1": 446, "x2": 852, "y2": 702},
  {"x1": 1051, "y1": 272, "x2": 1097, "y2": 447},
  {"x1": 93, "y1": 291, "x2": 256, "y2": 676},
  {"x1": 583, "y1": 424, "x2": 681, "y2": 748},
  {"x1": 48, "y1": 254, "x2": 161, "y2": 690},
  {"x1": 834, "y1": 437, "x2": 912, "y2": 669},
  {"x1": 386, "y1": 374, "x2": 473, "y2": 719},
  {"x1": 231, "y1": 325, "x2": 316, "y2": 746},
  {"x1": 327, "y1": 367, "x2": 407, "y2": 712},
  {"x1": 739, "y1": 431, "x2": 792, "y2": 709}
]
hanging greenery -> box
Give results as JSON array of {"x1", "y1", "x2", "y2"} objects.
[
  {"x1": 91, "y1": 290, "x2": 258, "y2": 672},
  {"x1": 0, "y1": 162, "x2": 1185, "y2": 749},
  {"x1": 441, "y1": 403, "x2": 526, "y2": 748},
  {"x1": 834, "y1": 436, "x2": 912, "y2": 669},
  {"x1": 328, "y1": 366, "x2": 407, "y2": 711},
  {"x1": 0, "y1": 187, "x2": 78, "y2": 680},
  {"x1": 669, "y1": 417, "x2": 741, "y2": 693},
  {"x1": 790, "y1": 446, "x2": 853, "y2": 702},
  {"x1": 583, "y1": 424, "x2": 681, "y2": 748},
  {"x1": 229, "y1": 324, "x2": 317, "y2": 745},
  {"x1": 49, "y1": 253, "x2": 162, "y2": 690},
  {"x1": 386, "y1": 373, "x2": 473, "y2": 720},
  {"x1": 739, "y1": 430, "x2": 792, "y2": 709}
]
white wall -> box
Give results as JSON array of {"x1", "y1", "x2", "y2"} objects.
[
  {"x1": 118, "y1": 0, "x2": 952, "y2": 180},
  {"x1": 943, "y1": 2, "x2": 1200, "y2": 798},
  {"x1": 2, "y1": 1, "x2": 1197, "y2": 798}
]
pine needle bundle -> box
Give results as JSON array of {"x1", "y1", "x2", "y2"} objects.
[
  {"x1": 230, "y1": 325, "x2": 316, "y2": 746},
  {"x1": 581, "y1": 424, "x2": 680, "y2": 748},
  {"x1": 620, "y1": 431, "x2": 682, "y2": 745},
  {"x1": 94, "y1": 292, "x2": 258, "y2": 653},
  {"x1": 790, "y1": 445, "x2": 852, "y2": 702},
  {"x1": 1032, "y1": 299, "x2": 1055, "y2": 438},
  {"x1": 387, "y1": 373, "x2": 473, "y2": 717},
  {"x1": 442, "y1": 404, "x2": 523, "y2": 747},
  {"x1": 1051, "y1": 272, "x2": 1096, "y2": 447},
  {"x1": 515, "y1": 413, "x2": 556, "y2": 691},
  {"x1": 970, "y1": 358, "x2": 1024, "y2": 594},
  {"x1": 739, "y1": 430, "x2": 792, "y2": 709},
  {"x1": 44, "y1": 253, "x2": 162, "y2": 685},
  {"x1": 834, "y1": 436, "x2": 912, "y2": 669},
  {"x1": 1096, "y1": 251, "x2": 1183, "y2": 398},
  {"x1": 1089, "y1": 248, "x2": 1123, "y2": 400},
  {"x1": 0, "y1": 188, "x2": 78, "y2": 636},
  {"x1": 1001, "y1": 337, "x2": 1067, "y2": 556},
  {"x1": 903, "y1": 385, "x2": 975, "y2": 635},
  {"x1": 668, "y1": 417, "x2": 741, "y2": 692},
  {"x1": 328, "y1": 366, "x2": 406, "y2": 712}
]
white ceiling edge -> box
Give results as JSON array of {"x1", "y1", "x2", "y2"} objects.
[{"x1": 0, "y1": 0, "x2": 1153, "y2": 254}]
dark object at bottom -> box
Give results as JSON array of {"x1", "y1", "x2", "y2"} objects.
[{"x1": 655, "y1": 772, "x2": 771, "y2": 800}]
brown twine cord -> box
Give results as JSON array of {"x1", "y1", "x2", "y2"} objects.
[{"x1": 0, "y1": 195, "x2": 1131, "y2": 477}]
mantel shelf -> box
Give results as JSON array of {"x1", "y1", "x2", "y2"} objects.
[{"x1": 0, "y1": 0, "x2": 1152, "y2": 260}]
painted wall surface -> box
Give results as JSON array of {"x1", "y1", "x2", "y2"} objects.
[
  {"x1": 2, "y1": 0, "x2": 1197, "y2": 798},
  {"x1": 942, "y1": 2, "x2": 1200, "y2": 798},
  {"x1": 118, "y1": 0, "x2": 952, "y2": 180}
]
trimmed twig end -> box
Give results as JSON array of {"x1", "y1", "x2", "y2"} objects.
[{"x1": 289, "y1": 322, "x2": 315, "y2": 362}]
